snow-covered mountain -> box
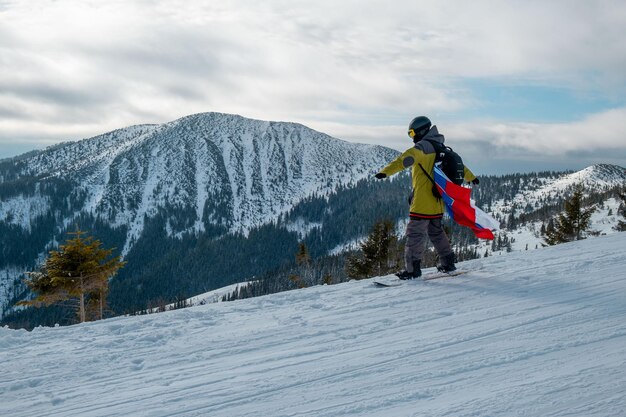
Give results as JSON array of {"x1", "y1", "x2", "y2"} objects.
[
  {"x1": 2, "y1": 233, "x2": 625, "y2": 416},
  {"x1": 472, "y1": 164, "x2": 626, "y2": 256},
  {"x1": 0, "y1": 113, "x2": 398, "y2": 317},
  {"x1": 488, "y1": 164, "x2": 626, "y2": 221},
  {"x1": 1, "y1": 112, "x2": 396, "y2": 251}
]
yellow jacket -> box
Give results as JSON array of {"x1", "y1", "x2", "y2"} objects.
[{"x1": 378, "y1": 126, "x2": 476, "y2": 218}]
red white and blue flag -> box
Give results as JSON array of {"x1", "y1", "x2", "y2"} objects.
[{"x1": 433, "y1": 165, "x2": 499, "y2": 240}]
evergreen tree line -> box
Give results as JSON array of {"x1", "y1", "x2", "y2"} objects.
[
  {"x1": 109, "y1": 175, "x2": 414, "y2": 311},
  {"x1": 2, "y1": 175, "x2": 406, "y2": 325},
  {"x1": 219, "y1": 249, "x2": 349, "y2": 303},
  {"x1": 224, "y1": 215, "x2": 483, "y2": 303},
  {"x1": 172, "y1": 182, "x2": 626, "y2": 304},
  {"x1": 471, "y1": 170, "x2": 570, "y2": 212}
]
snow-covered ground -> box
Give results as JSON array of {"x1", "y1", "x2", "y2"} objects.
[{"x1": 2, "y1": 233, "x2": 626, "y2": 416}]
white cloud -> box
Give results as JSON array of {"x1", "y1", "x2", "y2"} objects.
[
  {"x1": 315, "y1": 107, "x2": 626, "y2": 174},
  {"x1": 447, "y1": 107, "x2": 626, "y2": 154},
  {"x1": 0, "y1": 0, "x2": 625, "y2": 171}
]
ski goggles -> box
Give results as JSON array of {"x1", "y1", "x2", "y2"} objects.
[{"x1": 408, "y1": 129, "x2": 416, "y2": 138}]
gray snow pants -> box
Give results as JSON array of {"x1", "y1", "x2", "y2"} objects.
[{"x1": 404, "y1": 218, "x2": 453, "y2": 272}]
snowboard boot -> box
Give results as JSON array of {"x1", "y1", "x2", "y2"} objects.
[
  {"x1": 396, "y1": 261, "x2": 422, "y2": 280},
  {"x1": 437, "y1": 253, "x2": 456, "y2": 273}
]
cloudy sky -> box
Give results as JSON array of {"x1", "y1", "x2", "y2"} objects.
[{"x1": 1, "y1": 0, "x2": 625, "y2": 173}]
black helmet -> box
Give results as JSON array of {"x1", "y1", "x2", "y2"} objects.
[{"x1": 408, "y1": 116, "x2": 431, "y2": 142}]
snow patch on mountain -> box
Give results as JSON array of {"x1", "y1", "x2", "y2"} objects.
[
  {"x1": 0, "y1": 194, "x2": 50, "y2": 231},
  {"x1": 25, "y1": 124, "x2": 159, "y2": 181},
  {"x1": 592, "y1": 197, "x2": 624, "y2": 234},
  {"x1": 284, "y1": 217, "x2": 323, "y2": 239}
]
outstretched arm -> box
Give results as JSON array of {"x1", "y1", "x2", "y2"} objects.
[{"x1": 376, "y1": 148, "x2": 418, "y2": 178}]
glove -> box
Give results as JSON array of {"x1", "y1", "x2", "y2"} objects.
[
  {"x1": 471, "y1": 178, "x2": 480, "y2": 185},
  {"x1": 375, "y1": 173, "x2": 387, "y2": 179}
]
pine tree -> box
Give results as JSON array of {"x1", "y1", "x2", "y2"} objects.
[
  {"x1": 20, "y1": 230, "x2": 125, "y2": 322},
  {"x1": 346, "y1": 219, "x2": 401, "y2": 279},
  {"x1": 295, "y1": 243, "x2": 311, "y2": 267},
  {"x1": 288, "y1": 243, "x2": 313, "y2": 288},
  {"x1": 545, "y1": 185, "x2": 596, "y2": 245}
]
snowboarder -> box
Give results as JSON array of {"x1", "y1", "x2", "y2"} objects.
[{"x1": 375, "y1": 116, "x2": 479, "y2": 279}]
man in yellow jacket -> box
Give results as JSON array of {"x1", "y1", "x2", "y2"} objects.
[{"x1": 375, "y1": 116, "x2": 478, "y2": 279}]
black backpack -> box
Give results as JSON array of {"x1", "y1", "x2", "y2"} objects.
[
  {"x1": 417, "y1": 140, "x2": 465, "y2": 199},
  {"x1": 425, "y1": 139, "x2": 465, "y2": 185}
]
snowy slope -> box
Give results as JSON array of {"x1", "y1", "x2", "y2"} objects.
[
  {"x1": 147, "y1": 281, "x2": 256, "y2": 313},
  {"x1": 2, "y1": 233, "x2": 626, "y2": 417}
]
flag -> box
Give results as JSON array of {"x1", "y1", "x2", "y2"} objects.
[{"x1": 433, "y1": 165, "x2": 499, "y2": 240}]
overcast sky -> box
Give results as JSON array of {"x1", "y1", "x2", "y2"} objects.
[{"x1": 1, "y1": 0, "x2": 625, "y2": 173}]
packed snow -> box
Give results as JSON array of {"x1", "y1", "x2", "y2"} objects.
[{"x1": 2, "y1": 233, "x2": 626, "y2": 416}]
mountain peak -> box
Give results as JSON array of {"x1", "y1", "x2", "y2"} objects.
[
  {"x1": 1, "y1": 113, "x2": 398, "y2": 251},
  {"x1": 586, "y1": 163, "x2": 626, "y2": 180},
  {"x1": 559, "y1": 164, "x2": 626, "y2": 191}
]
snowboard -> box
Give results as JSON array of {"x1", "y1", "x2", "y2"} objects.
[{"x1": 373, "y1": 270, "x2": 469, "y2": 287}]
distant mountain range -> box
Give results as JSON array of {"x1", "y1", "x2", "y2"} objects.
[{"x1": 1, "y1": 113, "x2": 624, "y2": 328}]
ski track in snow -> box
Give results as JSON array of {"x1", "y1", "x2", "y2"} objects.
[{"x1": 2, "y1": 234, "x2": 626, "y2": 416}]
